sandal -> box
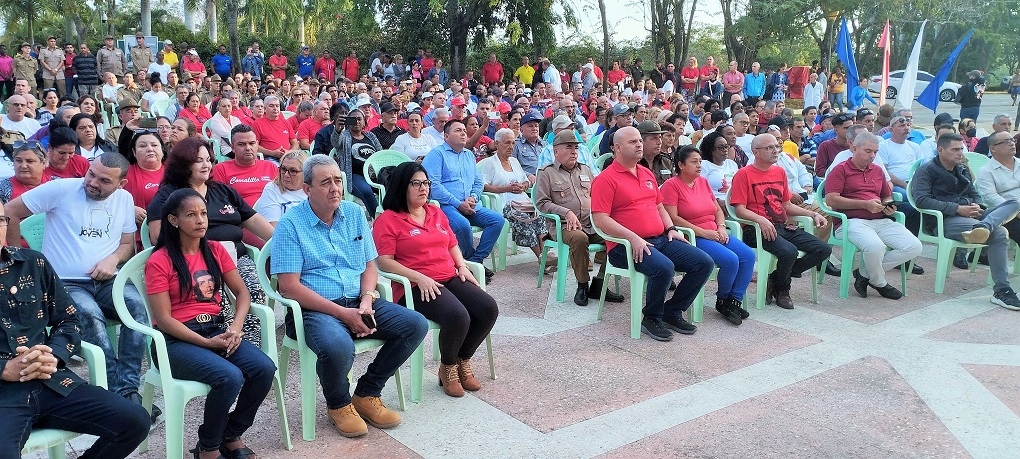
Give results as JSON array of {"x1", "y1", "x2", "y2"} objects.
[{"x1": 190, "y1": 442, "x2": 226, "y2": 459}]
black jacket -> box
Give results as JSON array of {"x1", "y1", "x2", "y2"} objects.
[{"x1": 910, "y1": 157, "x2": 981, "y2": 233}]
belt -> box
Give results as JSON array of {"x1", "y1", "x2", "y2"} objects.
[{"x1": 185, "y1": 313, "x2": 222, "y2": 325}]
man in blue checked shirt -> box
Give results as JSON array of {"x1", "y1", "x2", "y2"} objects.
[
  {"x1": 272, "y1": 155, "x2": 427, "y2": 438},
  {"x1": 296, "y1": 46, "x2": 316, "y2": 79},
  {"x1": 422, "y1": 119, "x2": 506, "y2": 281}
]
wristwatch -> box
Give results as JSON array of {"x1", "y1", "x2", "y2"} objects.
[{"x1": 360, "y1": 291, "x2": 380, "y2": 302}]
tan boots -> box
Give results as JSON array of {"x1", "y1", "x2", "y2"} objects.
[
  {"x1": 439, "y1": 359, "x2": 482, "y2": 397},
  {"x1": 457, "y1": 358, "x2": 481, "y2": 392}
]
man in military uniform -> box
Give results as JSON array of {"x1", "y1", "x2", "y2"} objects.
[
  {"x1": 129, "y1": 32, "x2": 153, "y2": 76},
  {"x1": 637, "y1": 120, "x2": 674, "y2": 186},
  {"x1": 534, "y1": 130, "x2": 625, "y2": 306},
  {"x1": 96, "y1": 35, "x2": 127, "y2": 80}
]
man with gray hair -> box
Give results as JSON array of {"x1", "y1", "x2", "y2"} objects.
[
  {"x1": 973, "y1": 114, "x2": 1012, "y2": 155},
  {"x1": 537, "y1": 114, "x2": 599, "y2": 173},
  {"x1": 421, "y1": 107, "x2": 449, "y2": 144},
  {"x1": 251, "y1": 95, "x2": 298, "y2": 160},
  {"x1": 825, "y1": 132, "x2": 922, "y2": 299}
]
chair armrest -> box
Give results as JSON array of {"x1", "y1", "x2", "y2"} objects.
[
  {"x1": 79, "y1": 341, "x2": 108, "y2": 390},
  {"x1": 724, "y1": 220, "x2": 742, "y2": 237},
  {"x1": 466, "y1": 261, "x2": 487, "y2": 290},
  {"x1": 676, "y1": 226, "x2": 697, "y2": 246},
  {"x1": 378, "y1": 271, "x2": 415, "y2": 310},
  {"x1": 791, "y1": 215, "x2": 816, "y2": 236},
  {"x1": 247, "y1": 303, "x2": 279, "y2": 362},
  {"x1": 480, "y1": 192, "x2": 502, "y2": 211},
  {"x1": 589, "y1": 213, "x2": 635, "y2": 271}
]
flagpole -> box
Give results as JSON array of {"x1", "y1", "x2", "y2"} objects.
[{"x1": 879, "y1": 20, "x2": 890, "y2": 107}]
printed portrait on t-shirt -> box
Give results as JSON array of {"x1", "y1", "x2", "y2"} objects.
[
  {"x1": 193, "y1": 270, "x2": 216, "y2": 302},
  {"x1": 751, "y1": 179, "x2": 788, "y2": 223}
]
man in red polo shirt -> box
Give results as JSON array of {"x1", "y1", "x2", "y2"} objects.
[
  {"x1": 212, "y1": 124, "x2": 279, "y2": 206},
  {"x1": 313, "y1": 50, "x2": 337, "y2": 82},
  {"x1": 731, "y1": 134, "x2": 830, "y2": 309},
  {"x1": 251, "y1": 95, "x2": 297, "y2": 160},
  {"x1": 591, "y1": 126, "x2": 714, "y2": 342},
  {"x1": 298, "y1": 101, "x2": 331, "y2": 150},
  {"x1": 481, "y1": 54, "x2": 503, "y2": 86},
  {"x1": 824, "y1": 132, "x2": 921, "y2": 300}
]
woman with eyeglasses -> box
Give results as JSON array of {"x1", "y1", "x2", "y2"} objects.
[
  {"x1": 372, "y1": 162, "x2": 498, "y2": 398},
  {"x1": 699, "y1": 130, "x2": 739, "y2": 204},
  {"x1": 156, "y1": 116, "x2": 174, "y2": 144},
  {"x1": 254, "y1": 151, "x2": 308, "y2": 228},
  {"x1": 662, "y1": 144, "x2": 754, "y2": 325},
  {"x1": 391, "y1": 111, "x2": 437, "y2": 161},
  {"x1": 145, "y1": 188, "x2": 275, "y2": 459}
]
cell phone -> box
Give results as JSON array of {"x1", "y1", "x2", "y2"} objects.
[
  {"x1": 488, "y1": 111, "x2": 500, "y2": 120},
  {"x1": 361, "y1": 313, "x2": 376, "y2": 329},
  {"x1": 138, "y1": 117, "x2": 157, "y2": 128},
  {"x1": 883, "y1": 200, "x2": 902, "y2": 208},
  {"x1": 343, "y1": 116, "x2": 360, "y2": 127}
]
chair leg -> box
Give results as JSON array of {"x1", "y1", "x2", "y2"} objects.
[
  {"x1": 273, "y1": 373, "x2": 293, "y2": 450},
  {"x1": 163, "y1": 390, "x2": 186, "y2": 459},
  {"x1": 596, "y1": 276, "x2": 610, "y2": 321},
  {"x1": 139, "y1": 382, "x2": 156, "y2": 453},
  {"x1": 432, "y1": 333, "x2": 440, "y2": 362},
  {"x1": 47, "y1": 442, "x2": 67, "y2": 459},
  {"x1": 755, "y1": 257, "x2": 770, "y2": 310},
  {"x1": 297, "y1": 349, "x2": 318, "y2": 441},
  {"x1": 410, "y1": 343, "x2": 425, "y2": 403},
  {"x1": 555, "y1": 246, "x2": 568, "y2": 302},
  {"x1": 630, "y1": 276, "x2": 644, "y2": 339},
  {"x1": 935, "y1": 244, "x2": 954, "y2": 294},
  {"x1": 393, "y1": 368, "x2": 406, "y2": 411},
  {"x1": 692, "y1": 282, "x2": 705, "y2": 323},
  {"x1": 838, "y1": 248, "x2": 857, "y2": 299},
  {"x1": 536, "y1": 246, "x2": 548, "y2": 289},
  {"x1": 485, "y1": 334, "x2": 496, "y2": 380},
  {"x1": 277, "y1": 346, "x2": 291, "y2": 390}
]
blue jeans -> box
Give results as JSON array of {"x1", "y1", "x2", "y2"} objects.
[
  {"x1": 960, "y1": 106, "x2": 980, "y2": 123},
  {"x1": 350, "y1": 174, "x2": 378, "y2": 217},
  {"x1": 607, "y1": 235, "x2": 715, "y2": 322},
  {"x1": 441, "y1": 204, "x2": 506, "y2": 264},
  {"x1": 63, "y1": 279, "x2": 147, "y2": 396},
  {"x1": 695, "y1": 236, "x2": 756, "y2": 300},
  {"x1": 159, "y1": 321, "x2": 276, "y2": 451},
  {"x1": 296, "y1": 299, "x2": 427, "y2": 409}
]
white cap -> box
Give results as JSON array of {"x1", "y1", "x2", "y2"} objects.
[
  {"x1": 421, "y1": 92, "x2": 433, "y2": 98},
  {"x1": 406, "y1": 102, "x2": 421, "y2": 112},
  {"x1": 356, "y1": 95, "x2": 372, "y2": 107},
  {"x1": 583, "y1": 63, "x2": 594, "y2": 70}
]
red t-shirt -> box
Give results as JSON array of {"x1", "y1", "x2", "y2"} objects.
[
  {"x1": 313, "y1": 57, "x2": 337, "y2": 81},
  {"x1": 824, "y1": 160, "x2": 891, "y2": 226},
  {"x1": 269, "y1": 54, "x2": 288, "y2": 80},
  {"x1": 680, "y1": 66, "x2": 700, "y2": 91},
  {"x1": 372, "y1": 205, "x2": 459, "y2": 302},
  {"x1": 699, "y1": 65, "x2": 719, "y2": 82},
  {"x1": 251, "y1": 116, "x2": 296, "y2": 152},
  {"x1": 298, "y1": 117, "x2": 328, "y2": 142},
  {"x1": 420, "y1": 57, "x2": 435, "y2": 78},
  {"x1": 730, "y1": 165, "x2": 790, "y2": 225},
  {"x1": 146, "y1": 241, "x2": 236, "y2": 324},
  {"x1": 659, "y1": 176, "x2": 719, "y2": 232},
  {"x1": 481, "y1": 61, "x2": 503, "y2": 84},
  {"x1": 590, "y1": 161, "x2": 666, "y2": 251},
  {"x1": 341, "y1": 57, "x2": 359, "y2": 81},
  {"x1": 44, "y1": 154, "x2": 90, "y2": 179},
  {"x1": 124, "y1": 164, "x2": 165, "y2": 210},
  {"x1": 608, "y1": 69, "x2": 627, "y2": 85},
  {"x1": 287, "y1": 115, "x2": 303, "y2": 134},
  {"x1": 211, "y1": 159, "x2": 278, "y2": 206}
]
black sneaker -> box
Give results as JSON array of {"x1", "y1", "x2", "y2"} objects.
[
  {"x1": 640, "y1": 318, "x2": 673, "y2": 341},
  {"x1": 662, "y1": 316, "x2": 698, "y2": 335},
  {"x1": 991, "y1": 288, "x2": 1020, "y2": 311},
  {"x1": 730, "y1": 297, "x2": 750, "y2": 319},
  {"x1": 484, "y1": 267, "x2": 495, "y2": 282},
  {"x1": 715, "y1": 297, "x2": 742, "y2": 325},
  {"x1": 953, "y1": 251, "x2": 969, "y2": 269},
  {"x1": 869, "y1": 282, "x2": 903, "y2": 300},
  {"x1": 852, "y1": 269, "x2": 869, "y2": 298},
  {"x1": 125, "y1": 391, "x2": 162, "y2": 426}
]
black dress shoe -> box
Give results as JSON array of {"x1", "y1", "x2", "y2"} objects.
[
  {"x1": 125, "y1": 391, "x2": 162, "y2": 425},
  {"x1": 968, "y1": 250, "x2": 989, "y2": 265},
  {"x1": 824, "y1": 261, "x2": 841, "y2": 276},
  {"x1": 715, "y1": 297, "x2": 742, "y2": 325},
  {"x1": 589, "y1": 278, "x2": 624, "y2": 303},
  {"x1": 484, "y1": 267, "x2": 495, "y2": 281},
  {"x1": 953, "y1": 251, "x2": 969, "y2": 269},
  {"x1": 730, "y1": 297, "x2": 750, "y2": 319},
  {"x1": 911, "y1": 264, "x2": 924, "y2": 275},
  {"x1": 852, "y1": 269, "x2": 869, "y2": 298},
  {"x1": 574, "y1": 286, "x2": 589, "y2": 306}
]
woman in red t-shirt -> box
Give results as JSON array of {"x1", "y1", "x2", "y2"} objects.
[
  {"x1": 661, "y1": 145, "x2": 755, "y2": 325},
  {"x1": 372, "y1": 162, "x2": 498, "y2": 398},
  {"x1": 145, "y1": 188, "x2": 275, "y2": 459},
  {"x1": 125, "y1": 131, "x2": 166, "y2": 246},
  {"x1": 179, "y1": 93, "x2": 213, "y2": 127}
]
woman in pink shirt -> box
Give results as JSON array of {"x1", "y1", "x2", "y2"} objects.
[{"x1": 661, "y1": 145, "x2": 755, "y2": 325}]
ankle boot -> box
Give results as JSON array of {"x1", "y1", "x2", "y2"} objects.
[
  {"x1": 457, "y1": 358, "x2": 481, "y2": 391},
  {"x1": 574, "y1": 282, "x2": 589, "y2": 306},
  {"x1": 438, "y1": 363, "x2": 464, "y2": 397},
  {"x1": 589, "y1": 277, "x2": 624, "y2": 303}
]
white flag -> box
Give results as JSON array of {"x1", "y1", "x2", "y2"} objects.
[{"x1": 897, "y1": 20, "x2": 927, "y2": 108}]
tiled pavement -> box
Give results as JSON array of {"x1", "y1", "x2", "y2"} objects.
[{"x1": 36, "y1": 245, "x2": 1020, "y2": 458}]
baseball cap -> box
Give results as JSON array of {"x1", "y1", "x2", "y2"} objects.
[
  {"x1": 356, "y1": 95, "x2": 372, "y2": 107},
  {"x1": 611, "y1": 104, "x2": 632, "y2": 117},
  {"x1": 135, "y1": 31, "x2": 145, "y2": 38},
  {"x1": 210, "y1": 74, "x2": 222, "y2": 82},
  {"x1": 450, "y1": 97, "x2": 467, "y2": 107},
  {"x1": 553, "y1": 130, "x2": 581, "y2": 146},
  {"x1": 164, "y1": 39, "x2": 173, "y2": 45},
  {"x1": 767, "y1": 116, "x2": 789, "y2": 129},
  {"x1": 521, "y1": 112, "x2": 542, "y2": 125},
  {"x1": 551, "y1": 114, "x2": 575, "y2": 131},
  {"x1": 105, "y1": 35, "x2": 114, "y2": 40},
  {"x1": 934, "y1": 112, "x2": 959, "y2": 126},
  {"x1": 379, "y1": 101, "x2": 398, "y2": 113},
  {"x1": 818, "y1": 113, "x2": 835, "y2": 123},
  {"x1": 188, "y1": 49, "x2": 198, "y2": 56},
  {"x1": 301, "y1": 45, "x2": 309, "y2": 50},
  {"x1": 117, "y1": 99, "x2": 140, "y2": 112},
  {"x1": 421, "y1": 92, "x2": 433, "y2": 99},
  {"x1": 636, "y1": 120, "x2": 665, "y2": 135},
  {"x1": 583, "y1": 63, "x2": 594, "y2": 70},
  {"x1": 406, "y1": 102, "x2": 421, "y2": 112},
  {"x1": 831, "y1": 112, "x2": 854, "y2": 125},
  {"x1": 855, "y1": 108, "x2": 874, "y2": 119},
  {"x1": 498, "y1": 101, "x2": 512, "y2": 114}
]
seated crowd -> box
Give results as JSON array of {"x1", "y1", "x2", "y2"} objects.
[{"x1": 1, "y1": 35, "x2": 1019, "y2": 458}]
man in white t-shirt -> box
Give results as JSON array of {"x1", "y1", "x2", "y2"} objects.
[
  {"x1": 3, "y1": 153, "x2": 156, "y2": 420},
  {"x1": 877, "y1": 116, "x2": 923, "y2": 222},
  {"x1": 1, "y1": 95, "x2": 43, "y2": 137}
]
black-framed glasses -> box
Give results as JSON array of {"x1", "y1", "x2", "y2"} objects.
[
  {"x1": 992, "y1": 138, "x2": 1017, "y2": 147},
  {"x1": 279, "y1": 166, "x2": 302, "y2": 175},
  {"x1": 409, "y1": 179, "x2": 432, "y2": 189}
]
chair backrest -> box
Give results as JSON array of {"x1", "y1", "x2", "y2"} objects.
[
  {"x1": 150, "y1": 99, "x2": 170, "y2": 117},
  {"x1": 201, "y1": 119, "x2": 215, "y2": 139},
  {"x1": 964, "y1": 152, "x2": 988, "y2": 176},
  {"x1": 282, "y1": 111, "x2": 295, "y2": 119},
  {"x1": 21, "y1": 213, "x2": 45, "y2": 250},
  {"x1": 140, "y1": 216, "x2": 152, "y2": 249},
  {"x1": 594, "y1": 153, "x2": 613, "y2": 171},
  {"x1": 363, "y1": 149, "x2": 411, "y2": 181}
]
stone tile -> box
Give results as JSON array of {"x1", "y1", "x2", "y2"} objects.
[{"x1": 964, "y1": 364, "x2": 1020, "y2": 418}]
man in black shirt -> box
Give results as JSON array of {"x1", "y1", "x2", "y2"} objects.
[
  {"x1": 370, "y1": 102, "x2": 406, "y2": 149},
  {"x1": 72, "y1": 43, "x2": 100, "y2": 99}
]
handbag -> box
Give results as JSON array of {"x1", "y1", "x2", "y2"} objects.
[{"x1": 506, "y1": 200, "x2": 540, "y2": 223}]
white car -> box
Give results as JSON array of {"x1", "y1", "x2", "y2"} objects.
[{"x1": 868, "y1": 70, "x2": 961, "y2": 102}]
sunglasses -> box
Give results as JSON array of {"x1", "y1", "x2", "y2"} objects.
[{"x1": 12, "y1": 140, "x2": 42, "y2": 150}]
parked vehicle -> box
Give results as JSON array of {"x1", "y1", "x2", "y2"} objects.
[{"x1": 868, "y1": 70, "x2": 960, "y2": 102}]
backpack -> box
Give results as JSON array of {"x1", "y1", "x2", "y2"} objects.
[
  {"x1": 371, "y1": 165, "x2": 397, "y2": 190},
  {"x1": 0, "y1": 127, "x2": 27, "y2": 157}
]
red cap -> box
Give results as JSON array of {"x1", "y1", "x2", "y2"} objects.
[{"x1": 450, "y1": 97, "x2": 467, "y2": 107}]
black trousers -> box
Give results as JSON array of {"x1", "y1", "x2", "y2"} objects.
[
  {"x1": 408, "y1": 277, "x2": 499, "y2": 365},
  {"x1": 744, "y1": 225, "x2": 831, "y2": 291},
  {"x1": 0, "y1": 381, "x2": 150, "y2": 459}
]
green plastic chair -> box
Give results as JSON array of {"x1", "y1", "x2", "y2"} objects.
[
  {"x1": 475, "y1": 163, "x2": 515, "y2": 272},
  {"x1": 201, "y1": 120, "x2": 227, "y2": 163},
  {"x1": 906, "y1": 174, "x2": 985, "y2": 294},
  {"x1": 149, "y1": 99, "x2": 170, "y2": 117},
  {"x1": 724, "y1": 189, "x2": 819, "y2": 310},
  {"x1": 282, "y1": 110, "x2": 295, "y2": 119},
  {"x1": 21, "y1": 213, "x2": 46, "y2": 250},
  {"x1": 378, "y1": 260, "x2": 495, "y2": 403},
  {"x1": 113, "y1": 247, "x2": 293, "y2": 457},
  {"x1": 363, "y1": 150, "x2": 411, "y2": 214},
  {"x1": 964, "y1": 152, "x2": 989, "y2": 177},
  {"x1": 140, "y1": 216, "x2": 152, "y2": 249},
  {"x1": 594, "y1": 152, "x2": 613, "y2": 171},
  {"x1": 815, "y1": 180, "x2": 910, "y2": 298},
  {"x1": 255, "y1": 240, "x2": 406, "y2": 442},
  {"x1": 532, "y1": 192, "x2": 608, "y2": 302},
  {"x1": 19, "y1": 341, "x2": 106, "y2": 459},
  {"x1": 682, "y1": 222, "x2": 741, "y2": 323}
]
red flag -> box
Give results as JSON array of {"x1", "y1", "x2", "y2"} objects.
[{"x1": 878, "y1": 20, "x2": 891, "y2": 106}]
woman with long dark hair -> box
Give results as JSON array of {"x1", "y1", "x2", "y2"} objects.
[{"x1": 145, "y1": 188, "x2": 275, "y2": 459}]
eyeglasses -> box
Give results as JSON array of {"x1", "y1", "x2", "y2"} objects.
[
  {"x1": 409, "y1": 179, "x2": 432, "y2": 189},
  {"x1": 752, "y1": 145, "x2": 782, "y2": 151},
  {"x1": 280, "y1": 167, "x2": 302, "y2": 175},
  {"x1": 992, "y1": 138, "x2": 1017, "y2": 147},
  {"x1": 12, "y1": 140, "x2": 41, "y2": 150},
  {"x1": 133, "y1": 128, "x2": 159, "y2": 135},
  {"x1": 7, "y1": 102, "x2": 25, "y2": 107}
]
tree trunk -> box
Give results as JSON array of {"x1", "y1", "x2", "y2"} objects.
[
  {"x1": 140, "y1": 0, "x2": 152, "y2": 35},
  {"x1": 299, "y1": 11, "x2": 306, "y2": 46},
  {"x1": 598, "y1": 0, "x2": 609, "y2": 86},
  {"x1": 650, "y1": 0, "x2": 659, "y2": 62},
  {"x1": 184, "y1": 0, "x2": 195, "y2": 32},
  {"x1": 227, "y1": 0, "x2": 239, "y2": 74},
  {"x1": 206, "y1": 0, "x2": 218, "y2": 42},
  {"x1": 673, "y1": 0, "x2": 684, "y2": 65},
  {"x1": 682, "y1": 0, "x2": 697, "y2": 65},
  {"x1": 106, "y1": 0, "x2": 116, "y2": 37},
  {"x1": 27, "y1": 3, "x2": 36, "y2": 45}
]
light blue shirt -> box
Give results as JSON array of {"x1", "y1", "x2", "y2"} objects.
[
  {"x1": 422, "y1": 143, "x2": 484, "y2": 207},
  {"x1": 270, "y1": 200, "x2": 377, "y2": 300},
  {"x1": 744, "y1": 72, "x2": 765, "y2": 98}
]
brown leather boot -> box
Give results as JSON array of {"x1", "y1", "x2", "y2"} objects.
[
  {"x1": 351, "y1": 395, "x2": 401, "y2": 428},
  {"x1": 326, "y1": 403, "x2": 368, "y2": 437},
  {"x1": 438, "y1": 363, "x2": 464, "y2": 397},
  {"x1": 457, "y1": 358, "x2": 481, "y2": 392}
]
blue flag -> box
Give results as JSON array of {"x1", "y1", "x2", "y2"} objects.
[
  {"x1": 918, "y1": 29, "x2": 974, "y2": 113},
  {"x1": 835, "y1": 17, "x2": 859, "y2": 88}
]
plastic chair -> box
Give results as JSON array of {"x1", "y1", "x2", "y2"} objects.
[
  {"x1": 815, "y1": 180, "x2": 910, "y2": 298},
  {"x1": 964, "y1": 152, "x2": 989, "y2": 177},
  {"x1": 725, "y1": 189, "x2": 819, "y2": 310},
  {"x1": 140, "y1": 216, "x2": 152, "y2": 249},
  {"x1": 149, "y1": 99, "x2": 170, "y2": 117},
  {"x1": 21, "y1": 213, "x2": 46, "y2": 249},
  {"x1": 363, "y1": 149, "x2": 411, "y2": 214},
  {"x1": 255, "y1": 240, "x2": 406, "y2": 442},
  {"x1": 906, "y1": 175, "x2": 984, "y2": 294},
  {"x1": 532, "y1": 192, "x2": 608, "y2": 302},
  {"x1": 201, "y1": 120, "x2": 226, "y2": 162},
  {"x1": 594, "y1": 152, "x2": 613, "y2": 171},
  {"x1": 378, "y1": 259, "x2": 495, "y2": 403},
  {"x1": 282, "y1": 111, "x2": 295, "y2": 119},
  {"x1": 19, "y1": 341, "x2": 106, "y2": 459},
  {"x1": 113, "y1": 247, "x2": 293, "y2": 458}
]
